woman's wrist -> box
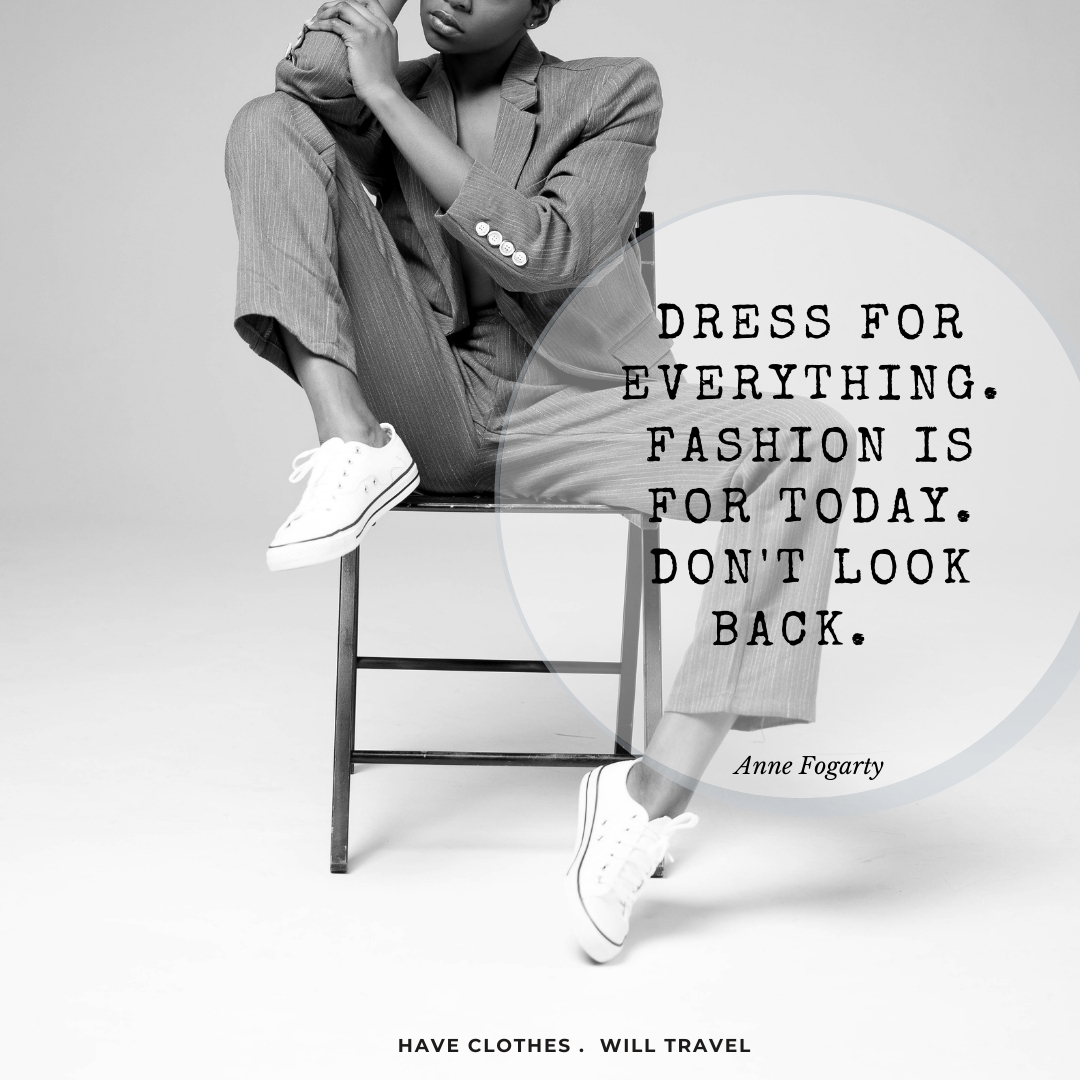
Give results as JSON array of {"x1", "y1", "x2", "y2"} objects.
[{"x1": 359, "y1": 79, "x2": 407, "y2": 115}]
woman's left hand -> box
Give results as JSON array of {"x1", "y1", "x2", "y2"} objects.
[{"x1": 307, "y1": 1, "x2": 401, "y2": 104}]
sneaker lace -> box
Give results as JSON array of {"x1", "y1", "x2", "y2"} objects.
[
  {"x1": 595, "y1": 812, "x2": 698, "y2": 909},
  {"x1": 287, "y1": 446, "x2": 326, "y2": 485},
  {"x1": 284, "y1": 443, "x2": 365, "y2": 524}
]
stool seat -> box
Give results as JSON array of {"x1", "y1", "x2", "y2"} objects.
[{"x1": 396, "y1": 491, "x2": 626, "y2": 514}]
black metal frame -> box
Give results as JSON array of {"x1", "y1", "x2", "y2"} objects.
[{"x1": 330, "y1": 212, "x2": 660, "y2": 874}]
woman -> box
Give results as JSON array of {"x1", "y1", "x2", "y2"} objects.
[{"x1": 226, "y1": 0, "x2": 854, "y2": 962}]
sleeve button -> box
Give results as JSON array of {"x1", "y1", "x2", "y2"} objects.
[
  {"x1": 487, "y1": 230, "x2": 503, "y2": 246},
  {"x1": 499, "y1": 240, "x2": 515, "y2": 257},
  {"x1": 475, "y1": 222, "x2": 491, "y2": 237},
  {"x1": 512, "y1": 250, "x2": 528, "y2": 267}
]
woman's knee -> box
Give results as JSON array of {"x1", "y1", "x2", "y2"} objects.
[
  {"x1": 227, "y1": 94, "x2": 290, "y2": 158},
  {"x1": 225, "y1": 93, "x2": 325, "y2": 180}
]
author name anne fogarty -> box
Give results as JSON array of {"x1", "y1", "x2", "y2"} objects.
[
  {"x1": 398, "y1": 1037, "x2": 751, "y2": 1054},
  {"x1": 734, "y1": 755, "x2": 884, "y2": 780}
]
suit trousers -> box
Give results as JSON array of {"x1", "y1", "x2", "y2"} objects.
[{"x1": 226, "y1": 93, "x2": 856, "y2": 724}]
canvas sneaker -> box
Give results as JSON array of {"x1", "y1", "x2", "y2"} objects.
[
  {"x1": 266, "y1": 425, "x2": 419, "y2": 571},
  {"x1": 564, "y1": 758, "x2": 698, "y2": 962}
]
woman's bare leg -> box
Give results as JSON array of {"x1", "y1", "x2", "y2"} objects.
[
  {"x1": 280, "y1": 326, "x2": 388, "y2": 448},
  {"x1": 627, "y1": 710, "x2": 739, "y2": 818}
]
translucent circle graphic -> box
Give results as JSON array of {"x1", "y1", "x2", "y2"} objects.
[{"x1": 495, "y1": 194, "x2": 1080, "y2": 813}]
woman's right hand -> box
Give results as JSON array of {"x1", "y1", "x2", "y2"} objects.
[
  {"x1": 306, "y1": 1, "x2": 404, "y2": 105},
  {"x1": 307, "y1": 0, "x2": 408, "y2": 25}
]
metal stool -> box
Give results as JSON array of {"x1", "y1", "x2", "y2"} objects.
[{"x1": 330, "y1": 212, "x2": 660, "y2": 874}]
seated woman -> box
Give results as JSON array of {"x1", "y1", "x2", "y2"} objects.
[{"x1": 226, "y1": 0, "x2": 854, "y2": 963}]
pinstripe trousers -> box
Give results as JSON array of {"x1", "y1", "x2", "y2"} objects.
[{"x1": 226, "y1": 93, "x2": 855, "y2": 724}]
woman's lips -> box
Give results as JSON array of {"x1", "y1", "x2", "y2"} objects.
[{"x1": 429, "y1": 10, "x2": 464, "y2": 36}]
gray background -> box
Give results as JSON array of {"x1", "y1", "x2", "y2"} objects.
[{"x1": 1, "y1": 0, "x2": 1075, "y2": 531}]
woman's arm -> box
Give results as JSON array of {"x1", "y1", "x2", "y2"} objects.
[
  {"x1": 375, "y1": 0, "x2": 408, "y2": 20},
  {"x1": 275, "y1": 0, "x2": 415, "y2": 127},
  {"x1": 439, "y1": 59, "x2": 662, "y2": 294},
  {"x1": 306, "y1": 0, "x2": 475, "y2": 209}
]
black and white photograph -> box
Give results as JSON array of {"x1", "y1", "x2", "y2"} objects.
[{"x1": 3, "y1": 2, "x2": 1078, "y2": 1076}]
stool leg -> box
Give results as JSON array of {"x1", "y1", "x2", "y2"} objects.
[
  {"x1": 331, "y1": 547, "x2": 360, "y2": 874},
  {"x1": 614, "y1": 518, "x2": 643, "y2": 755},
  {"x1": 642, "y1": 522, "x2": 663, "y2": 746},
  {"x1": 641, "y1": 522, "x2": 667, "y2": 878}
]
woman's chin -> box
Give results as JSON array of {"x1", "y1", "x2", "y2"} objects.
[{"x1": 422, "y1": 27, "x2": 469, "y2": 54}]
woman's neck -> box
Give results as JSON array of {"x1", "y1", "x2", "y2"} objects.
[{"x1": 442, "y1": 32, "x2": 526, "y2": 97}]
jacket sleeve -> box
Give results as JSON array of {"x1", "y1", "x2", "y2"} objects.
[
  {"x1": 435, "y1": 58, "x2": 662, "y2": 294},
  {"x1": 275, "y1": 27, "x2": 372, "y2": 128}
]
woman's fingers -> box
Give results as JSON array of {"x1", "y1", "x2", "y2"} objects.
[
  {"x1": 340, "y1": 0, "x2": 391, "y2": 31},
  {"x1": 305, "y1": 18, "x2": 339, "y2": 32},
  {"x1": 307, "y1": 6, "x2": 391, "y2": 45},
  {"x1": 312, "y1": 0, "x2": 389, "y2": 25},
  {"x1": 308, "y1": 4, "x2": 380, "y2": 33},
  {"x1": 347, "y1": 0, "x2": 394, "y2": 28},
  {"x1": 308, "y1": 2, "x2": 339, "y2": 24},
  {"x1": 309, "y1": 2, "x2": 363, "y2": 26}
]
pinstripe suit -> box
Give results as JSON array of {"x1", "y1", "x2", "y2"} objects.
[{"x1": 226, "y1": 30, "x2": 854, "y2": 723}]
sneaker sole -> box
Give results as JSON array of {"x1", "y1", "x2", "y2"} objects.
[
  {"x1": 266, "y1": 460, "x2": 420, "y2": 572},
  {"x1": 564, "y1": 765, "x2": 626, "y2": 963}
]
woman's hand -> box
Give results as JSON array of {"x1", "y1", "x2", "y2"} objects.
[
  {"x1": 303, "y1": 0, "x2": 470, "y2": 211},
  {"x1": 306, "y1": 1, "x2": 403, "y2": 105}
]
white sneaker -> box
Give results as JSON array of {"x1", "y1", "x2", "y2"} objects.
[
  {"x1": 266, "y1": 425, "x2": 419, "y2": 571},
  {"x1": 564, "y1": 758, "x2": 698, "y2": 962}
]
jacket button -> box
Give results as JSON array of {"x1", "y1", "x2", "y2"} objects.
[
  {"x1": 475, "y1": 222, "x2": 490, "y2": 237},
  {"x1": 499, "y1": 240, "x2": 515, "y2": 257},
  {"x1": 512, "y1": 250, "x2": 528, "y2": 267},
  {"x1": 487, "y1": 230, "x2": 503, "y2": 246}
]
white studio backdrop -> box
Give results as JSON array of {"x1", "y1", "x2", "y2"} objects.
[{"x1": 0, "y1": 6, "x2": 1077, "y2": 1079}]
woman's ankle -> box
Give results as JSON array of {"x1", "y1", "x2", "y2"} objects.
[
  {"x1": 280, "y1": 327, "x2": 388, "y2": 448},
  {"x1": 317, "y1": 418, "x2": 389, "y2": 447},
  {"x1": 627, "y1": 760, "x2": 694, "y2": 819}
]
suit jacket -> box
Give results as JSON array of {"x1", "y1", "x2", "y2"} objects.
[{"x1": 275, "y1": 30, "x2": 668, "y2": 384}]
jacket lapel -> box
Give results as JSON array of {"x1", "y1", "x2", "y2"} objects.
[
  {"x1": 489, "y1": 36, "x2": 542, "y2": 189},
  {"x1": 395, "y1": 37, "x2": 544, "y2": 325}
]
